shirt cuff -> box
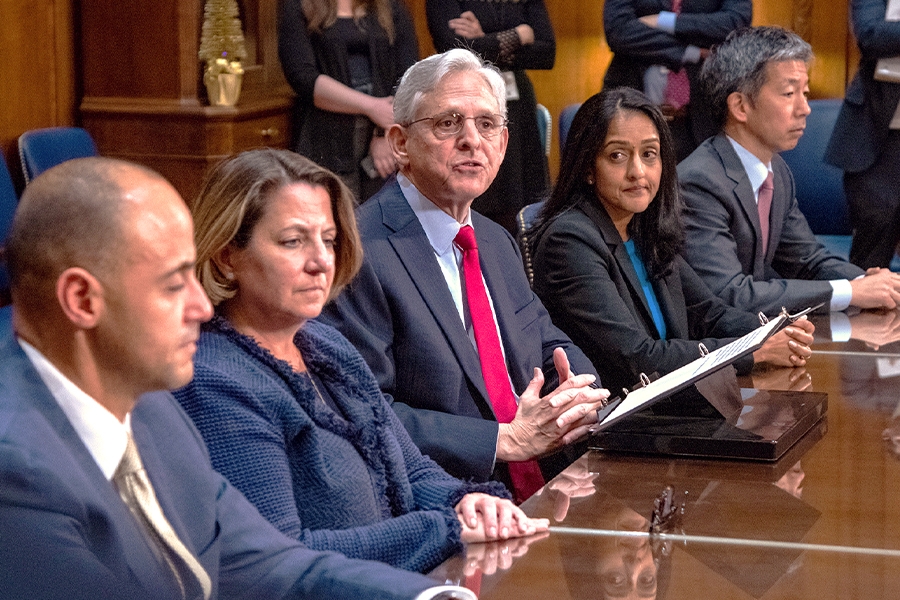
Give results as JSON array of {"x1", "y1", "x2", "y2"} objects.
[
  {"x1": 829, "y1": 279, "x2": 853, "y2": 312},
  {"x1": 657, "y1": 11, "x2": 676, "y2": 33},
  {"x1": 829, "y1": 311, "x2": 852, "y2": 342},
  {"x1": 683, "y1": 45, "x2": 702, "y2": 64},
  {"x1": 415, "y1": 585, "x2": 478, "y2": 600}
]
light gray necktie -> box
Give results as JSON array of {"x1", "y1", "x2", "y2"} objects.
[{"x1": 113, "y1": 434, "x2": 212, "y2": 600}]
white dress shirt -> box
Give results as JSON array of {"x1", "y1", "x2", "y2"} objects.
[{"x1": 19, "y1": 338, "x2": 129, "y2": 480}]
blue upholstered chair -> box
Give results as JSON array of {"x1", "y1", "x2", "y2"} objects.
[
  {"x1": 18, "y1": 127, "x2": 99, "y2": 184},
  {"x1": 1, "y1": 149, "x2": 19, "y2": 304},
  {"x1": 779, "y1": 99, "x2": 852, "y2": 260},
  {"x1": 535, "y1": 103, "x2": 552, "y2": 157},
  {"x1": 558, "y1": 103, "x2": 582, "y2": 153}
]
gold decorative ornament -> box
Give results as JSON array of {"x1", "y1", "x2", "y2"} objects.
[{"x1": 199, "y1": 0, "x2": 248, "y2": 106}]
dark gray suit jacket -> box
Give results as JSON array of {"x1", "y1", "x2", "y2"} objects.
[
  {"x1": 319, "y1": 180, "x2": 597, "y2": 482},
  {"x1": 0, "y1": 314, "x2": 437, "y2": 600},
  {"x1": 678, "y1": 134, "x2": 864, "y2": 316},
  {"x1": 825, "y1": 0, "x2": 900, "y2": 173},
  {"x1": 531, "y1": 196, "x2": 758, "y2": 397}
]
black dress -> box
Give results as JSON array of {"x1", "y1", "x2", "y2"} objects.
[
  {"x1": 426, "y1": 0, "x2": 555, "y2": 234},
  {"x1": 278, "y1": 0, "x2": 419, "y2": 201}
]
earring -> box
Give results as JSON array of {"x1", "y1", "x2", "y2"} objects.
[
  {"x1": 225, "y1": 271, "x2": 234, "y2": 281},
  {"x1": 587, "y1": 177, "x2": 594, "y2": 185}
]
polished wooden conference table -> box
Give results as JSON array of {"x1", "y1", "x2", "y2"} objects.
[{"x1": 429, "y1": 311, "x2": 900, "y2": 599}]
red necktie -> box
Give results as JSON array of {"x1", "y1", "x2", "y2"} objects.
[
  {"x1": 664, "y1": 0, "x2": 691, "y2": 110},
  {"x1": 454, "y1": 225, "x2": 545, "y2": 503},
  {"x1": 758, "y1": 171, "x2": 774, "y2": 255}
]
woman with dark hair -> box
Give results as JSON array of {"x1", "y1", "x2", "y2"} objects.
[
  {"x1": 278, "y1": 0, "x2": 419, "y2": 202},
  {"x1": 175, "y1": 148, "x2": 547, "y2": 574},
  {"x1": 530, "y1": 88, "x2": 814, "y2": 397}
]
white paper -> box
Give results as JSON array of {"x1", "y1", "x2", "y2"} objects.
[{"x1": 598, "y1": 315, "x2": 787, "y2": 428}]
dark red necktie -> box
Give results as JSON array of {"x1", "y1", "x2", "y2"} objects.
[
  {"x1": 758, "y1": 171, "x2": 774, "y2": 255},
  {"x1": 663, "y1": 0, "x2": 691, "y2": 110},
  {"x1": 454, "y1": 225, "x2": 544, "y2": 503}
]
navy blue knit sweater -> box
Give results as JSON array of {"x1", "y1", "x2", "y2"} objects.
[{"x1": 174, "y1": 316, "x2": 509, "y2": 573}]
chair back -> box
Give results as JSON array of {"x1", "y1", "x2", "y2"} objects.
[
  {"x1": 535, "y1": 103, "x2": 552, "y2": 157},
  {"x1": 558, "y1": 103, "x2": 582, "y2": 154},
  {"x1": 779, "y1": 99, "x2": 849, "y2": 235},
  {"x1": 18, "y1": 127, "x2": 99, "y2": 183},
  {"x1": 515, "y1": 201, "x2": 545, "y2": 286},
  {"x1": 0, "y1": 149, "x2": 19, "y2": 304}
]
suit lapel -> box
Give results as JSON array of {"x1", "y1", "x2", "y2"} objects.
[
  {"x1": 581, "y1": 200, "x2": 656, "y2": 326},
  {"x1": 713, "y1": 135, "x2": 767, "y2": 271},
  {"x1": 378, "y1": 184, "x2": 492, "y2": 407},
  {"x1": 0, "y1": 332, "x2": 181, "y2": 597}
]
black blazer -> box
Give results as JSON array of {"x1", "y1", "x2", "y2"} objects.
[
  {"x1": 824, "y1": 0, "x2": 900, "y2": 173},
  {"x1": 319, "y1": 179, "x2": 597, "y2": 482},
  {"x1": 531, "y1": 196, "x2": 758, "y2": 397},
  {"x1": 679, "y1": 134, "x2": 864, "y2": 315}
]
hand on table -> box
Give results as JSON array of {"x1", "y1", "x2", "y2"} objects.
[
  {"x1": 753, "y1": 316, "x2": 815, "y2": 367},
  {"x1": 455, "y1": 493, "x2": 549, "y2": 543},
  {"x1": 849, "y1": 267, "x2": 900, "y2": 310},
  {"x1": 496, "y1": 348, "x2": 609, "y2": 462}
]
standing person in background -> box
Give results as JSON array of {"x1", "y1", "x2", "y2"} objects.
[
  {"x1": 602, "y1": 0, "x2": 751, "y2": 161},
  {"x1": 278, "y1": 0, "x2": 419, "y2": 202},
  {"x1": 425, "y1": 0, "x2": 555, "y2": 234},
  {"x1": 825, "y1": 0, "x2": 900, "y2": 269}
]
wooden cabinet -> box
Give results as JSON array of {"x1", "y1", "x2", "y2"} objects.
[{"x1": 77, "y1": 0, "x2": 293, "y2": 203}]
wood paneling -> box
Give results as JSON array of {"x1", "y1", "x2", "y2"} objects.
[
  {"x1": 406, "y1": 0, "x2": 853, "y2": 178},
  {"x1": 1, "y1": 0, "x2": 76, "y2": 192},
  {"x1": 0, "y1": 0, "x2": 858, "y2": 190}
]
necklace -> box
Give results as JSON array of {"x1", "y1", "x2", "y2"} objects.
[{"x1": 305, "y1": 371, "x2": 326, "y2": 405}]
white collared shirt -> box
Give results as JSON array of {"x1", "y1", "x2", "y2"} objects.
[
  {"x1": 398, "y1": 174, "x2": 514, "y2": 377},
  {"x1": 726, "y1": 136, "x2": 852, "y2": 312},
  {"x1": 18, "y1": 338, "x2": 129, "y2": 480}
]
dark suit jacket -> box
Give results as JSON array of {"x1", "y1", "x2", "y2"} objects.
[
  {"x1": 531, "y1": 196, "x2": 758, "y2": 397},
  {"x1": 319, "y1": 180, "x2": 597, "y2": 482},
  {"x1": 602, "y1": 0, "x2": 751, "y2": 144},
  {"x1": 0, "y1": 320, "x2": 437, "y2": 600},
  {"x1": 679, "y1": 134, "x2": 864, "y2": 316},
  {"x1": 824, "y1": 0, "x2": 900, "y2": 173}
]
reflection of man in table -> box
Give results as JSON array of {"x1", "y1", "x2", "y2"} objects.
[{"x1": 556, "y1": 490, "x2": 661, "y2": 600}]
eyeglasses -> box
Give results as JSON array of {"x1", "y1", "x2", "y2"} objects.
[{"x1": 405, "y1": 112, "x2": 508, "y2": 139}]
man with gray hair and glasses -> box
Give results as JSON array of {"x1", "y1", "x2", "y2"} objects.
[
  {"x1": 678, "y1": 26, "x2": 900, "y2": 317},
  {"x1": 321, "y1": 48, "x2": 608, "y2": 504}
]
